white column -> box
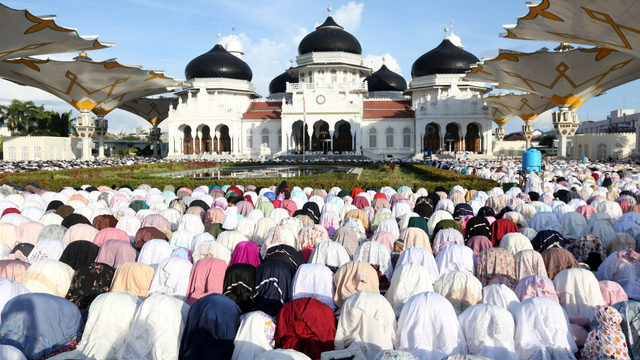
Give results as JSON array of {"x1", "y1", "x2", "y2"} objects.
[
  {"x1": 329, "y1": 130, "x2": 334, "y2": 152},
  {"x1": 98, "y1": 135, "x2": 105, "y2": 158},
  {"x1": 179, "y1": 137, "x2": 183, "y2": 155}
]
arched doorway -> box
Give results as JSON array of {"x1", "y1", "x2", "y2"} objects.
[
  {"x1": 334, "y1": 120, "x2": 352, "y2": 153},
  {"x1": 424, "y1": 123, "x2": 440, "y2": 152},
  {"x1": 213, "y1": 125, "x2": 231, "y2": 153},
  {"x1": 444, "y1": 123, "x2": 460, "y2": 152},
  {"x1": 183, "y1": 126, "x2": 193, "y2": 155},
  {"x1": 201, "y1": 126, "x2": 212, "y2": 153},
  {"x1": 292, "y1": 120, "x2": 310, "y2": 153},
  {"x1": 465, "y1": 123, "x2": 481, "y2": 153},
  {"x1": 312, "y1": 120, "x2": 330, "y2": 152}
]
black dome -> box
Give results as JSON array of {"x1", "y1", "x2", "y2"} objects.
[
  {"x1": 269, "y1": 70, "x2": 298, "y2": 94},
  {"x1": 364, "y1": 64, "x2": 407, "y2": 92},
  {"x1": 298, "y1": 16, "x2": 362, "y2": 55},
  {"x1": 411, "y1": 39, "x2": 480, "y2": 78},
  {"x1": 184, "y1": 44, "x2": 253, "y2": 81}
]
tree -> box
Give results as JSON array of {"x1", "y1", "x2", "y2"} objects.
[
  {"x1": 0, "y1": 99, "x2": 38, "y2": 135},
  {"x1": 539, "y1": 135, "x2": 556, "y2": 148}
]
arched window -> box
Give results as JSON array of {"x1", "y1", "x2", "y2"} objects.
[
  {"x1": 278, "y1": 128, "x2": 282, "y2": 148},
  {"x1": 584, "y1": 144, "x2": 589, "y2": 158},
  {"x1": 331, "y1": 70, "x2": 337, "y2": 83},
  {"x1": 369, "y1": 128, "x2": 378, "y2": 148},
  {"x1": 7, "y1": 146, "x2": 16, "y2": 161},
  {"x1": 33, "y1": 146, "x2": 42, "y2": 160},
  {"x1": 261, "y1": 128, "x2": 270, "y2": 147},
  {"x1": 578, "y1": 144, "x2": 582, "y2": 158},
  {"x1": 246, "y1": 129, "x2": 254, "y2": 149},
  {"x1": 308, "y1": 71, "x2": 313, "y2": 83},
  {"x1": 57, "y1": 146, "x2": 63, "y2": 159},
  {"x1": 20, "y1": 146, "x2": 29, "y2": 161},
  {"x1": 300, "y1": 73, "x2": 305, "y2": 82},
  {"x1": 597, "y1": 143, "x2": 607, "y2": 159},
  {"x1": 386, "y1": 127, "x2": 395, "y2": 148},
  {"x1": 49, "y1": 146, "x2": 55, "y2": 159},
  {"x1": 403, "y1": 127, "x2": 411, "y2": 148}
]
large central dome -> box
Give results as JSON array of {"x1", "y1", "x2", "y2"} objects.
[
  {"x1": 297, "y1": 16, "x2": 362, "y2": 55},
  {"x1": 184, "y1": 43, "x2": 253, "y2": 81},
  {"x1": 411, "y1": 39, "x2": 480, "y2": 78}
]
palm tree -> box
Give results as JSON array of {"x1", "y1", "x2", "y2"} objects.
[{"x1": 0, "y1": 99, "x2": 38, "y2": 135}]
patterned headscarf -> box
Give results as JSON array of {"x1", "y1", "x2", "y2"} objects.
[{"x1": 582, "y1": 305, "x2": 631, "y2": 360}]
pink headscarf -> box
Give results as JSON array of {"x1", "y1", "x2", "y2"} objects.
[
  {"x1": 230, "y1": 241, "x2": 261, "y2": 267},
  {"x1": 95, "y1": 239, "x2": 139, "y2": 268},
  {"x1": 319, "y1": 211, "x2": 340, "y2": 238},
  {"x1": 93, "y1": 227, "x2": 131, "y2": 247},
  {"x1": 576, "y1": 205, "x2": 597, "y2": 220},
  {"x1": 278, "y1": 200, "x2": 297, "y2": 217},
  {"x1": 186, "y1": 257, "x2": 227, "y2": 306},
  {"x1": 599, "y1": 280, "x2": 628, "y2": 305},
  {"x1": 371, "y1": 231, "x2": 396, "y2": 254},
  {"x1": 466, "y1": 235, "x2": 492, "y2": 256},
  {"x1": 514, "y1": 275, "x2": 559, "y2": 302},
  {"x1": 16, "y1": 221, "x2": 44, "y2": 245}
]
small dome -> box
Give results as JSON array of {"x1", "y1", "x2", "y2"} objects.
[
  {"x1": 364, "y1": 64, "x2": 407, "y2": 92},
  {"x1": 184, "y1": 43, "x2": 253, "y2": 81},
  {"x1": 225, "y1": 26, "x2": 244, "y2": 58},
  {"x1": 298, "y1": 16, "x2": 362, "y2": 55},
  {"x1": 411, "y1": 39, "x2": 480, "y2": 79},
  {"x1": 269, "y1": 70, "x2": 298, "y2": 94}
]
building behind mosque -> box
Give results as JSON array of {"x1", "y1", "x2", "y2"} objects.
[{"x1": 166, "y1": 11, "x2": 494, "y2": 159}]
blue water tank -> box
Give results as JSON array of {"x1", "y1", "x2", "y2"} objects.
[{"x1": 522, "y1": 149, "x2": 541, "y2": 172}]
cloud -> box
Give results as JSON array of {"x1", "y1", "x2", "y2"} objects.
[
  {"x1": 292, "y1": 27, "x2": 310, "y2": 47},
  {"x1": 333, "y1": 2, "x2": 365, "y2": 33},
  {"x1": 362, "y1": 53, "x2": 403, "y2": 75}
]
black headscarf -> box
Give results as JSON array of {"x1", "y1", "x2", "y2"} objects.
[
  {"x1": 264, "y1": 244, "x2": 305, "y2": 277},
  {"x1": 59, "y1": 240, "x2": 100, "y2": 270},
  {"x1": 46, "y1": 200, "x2": 64, "y2": 212},
  {"x1": 477, "y1": 207, "x2": 495, "y2": 218},
  {"x1": 189, "y1": 199, "x2": 210, "y2": 212},
  {"x1": 531, "y1": 229, "x2": 565, "y2": 253},
  {"x1": 464, "y1": 216, "x2": 492, "y2": 241},
  {"x1": 453, "y1": 204, "x2": 474, "y2": 221},
  {"x1": 496, "y1": 206, "x2": 513, "y2": 220},
  {"x1": 65, "y1": 262, "x2": 115, "y2": 318},
  {"x1": 222, "y1": 263, "x2": 255, "y2": 313},
  {"x1": 414, "y1": 203, "x2": 433, "y2": 220},
  {"x1": 10, "y1": 243, "x2": 34, "y2": 257},
  {"x1": 61, "y1": 213, "x2": 92, "y2": 228},
  {"x1": 254, "y1": 261, "x2": 292, "y2": 317},
  {"x1": 528, "y1": 192, "x2": 540, "y2": 202},
  {"x1": 302, "y1": 202, "x2": 321, "y2": 222},
  {"x1": 179, "y1": 293, "x2": 242, "y2": 360}
]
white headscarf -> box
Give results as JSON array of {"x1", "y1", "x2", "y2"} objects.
[
  {"x1": 513, "y1": 297, "x2": 578, "y2": 359},
  {"x1": 21, "y1": 258, "x2": 73, "y2": 297},
  {"x1": 353, "y1": 241, "x2": 393, "y2": 280},
  {"x1": 335, "y1": 291, "x2": 397, "y2": 359},
  {"x1": 137, "y1": 239, "x2": 173, "y2": 269},
  {"x1": 308, "y1": 241, "x2": 351, "y2": 270},
  {"x1": 458, "y1": 304, "x2": 518, "y2": 359},
  {"x1": 291, "y1": 263, "x2": 335, "y2": 310},
  {"x1": 553, "y1": 268, "x2": 605, "y2": 321},
  {"x1": 148, "y1": 257, "x2": 193, "y2": 301},
  {"x1": 435, "y1": 244, "x2": 475, "y2": 276},
  {"x1": 26, "y1": 238, "x2": 67, "y2": 263},
  {"x1": 385, "y1": 263, "x2": 433, "y2": 317},
  {"x1": 395, "y1": 248, "x2": 439, "y2": 285},
  {"x1": 117, "y1": 293, "x2": 189, "y2": 360},
  {"x1": 0, "y1": 345, "x2": 27, "y2": 360},
  {"x1": 0, "y1": 278, "x2": 29, "y2": 324},
  {"x1": 482, "y1": 284, "x2": 520, "y2": 318},
  {"x1": 395, "y1": 291, "x2": 467, "y2": 360},
  {"x1": 499, "y1": 233, "x2": 534, "y2": 255},
  {"x1": 232, "y1": 311, "x2": 276, "y2": 360},
  {"x1": 217, "y1": 231, "x2": 249, "y2": 252},
  {"x1": 49, "y1": 291, "x2": 141, "y2": 360}
]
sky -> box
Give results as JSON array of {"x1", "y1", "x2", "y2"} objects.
[{"x1": 1, "y1": 0, "x2": 639, "y2": 135}]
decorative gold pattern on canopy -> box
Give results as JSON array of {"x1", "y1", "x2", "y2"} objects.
[
  {"x1": 0, "y1": 4, "x2": 113, "y2": 61},
  {"x1": 118, "y1": 97, "x2": 179, "y2": 125},
  {"x1": 487, "y1": 93, "x2": 554, "y2": 121},
  {"x1": 0, "y1": 58, "x2": 182, "y2": 113},
  {"x1": 503, "y1": 0, "x2": 640, "y2": 59},
  {"x1": 467, "y1": 48, "x2": 640, "y2": 109}
]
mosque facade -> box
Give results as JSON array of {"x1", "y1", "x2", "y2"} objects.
[{"x1": 166, "y1": 13, "x2": 493, "y2": 159}]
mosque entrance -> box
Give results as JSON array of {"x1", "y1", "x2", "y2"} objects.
[
  {"x1": 444, "y1": 123, "x2": 460, "y2": 152},
  {"x1": 201, "y1": 126, "x2": 212, "y2": 153},
  {"x1": 292, "y1": 120, "x2": 310, "y2": 153},
  {"x1": 334, "y1": 121, "x2": 352, "y2": 153},
  {"x1": 312, "y1": 120, "x2": 330, "y2": 152},
  {"x1": 465, "y1": 123, "x2": 481, "y2": 153},
  {"x1": 213, "y1": 125, "x2": 231, "y2": 153},
  {"x1": 183, "y1": 126, "x2": 193, "y2": 155},
  {"x1": 424, "y1": 123, "x2": 440, "y2": 152}
]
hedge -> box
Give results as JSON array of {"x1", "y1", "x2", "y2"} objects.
[{"x1": 0, "y1": 161, "x2": 499, "y2": 193}]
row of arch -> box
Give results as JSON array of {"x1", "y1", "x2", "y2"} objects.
[
  {"x1": 424, "y1": 122, "x2": 481, "y2": 153},
  {"x1": 291, "y1": 120, "x2": 353, "y2": 153},
  {"x1": 181, "y1": 125, "x2": 231, "y2": 155}
]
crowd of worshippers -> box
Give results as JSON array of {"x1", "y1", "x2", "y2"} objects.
[{"x1": 0, "y1": 173, "x2": 637, "y2": 360}]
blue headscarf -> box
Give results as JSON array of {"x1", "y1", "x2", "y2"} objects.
[
  {"x1": 254, "y1": 261, "x2": 292, "y2": 317},
  {"x1": 0, "y1": 293, "x2": 83, "y2": 360},
  {"x1": 179, "y1": 293, "x2": 242, "y2": 360},
  {"x1": 264, "y1": 192, "x2": 276, "y2": 202}
]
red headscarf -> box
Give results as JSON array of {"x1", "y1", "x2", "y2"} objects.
[
  {"x1": 276, "y1": 297, "x2": 336, "y2": 359},
  {"x1": 278, "y1": 200, "x2": 298, "y2": 217},
  {"x1": 490, "y1": 219, "x2": 519, "y2": 246}
]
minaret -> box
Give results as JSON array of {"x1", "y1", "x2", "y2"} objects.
[{"x1": 225, "y1": 24, "x2": 245, "y2": 59}]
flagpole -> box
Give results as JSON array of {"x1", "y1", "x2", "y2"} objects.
[{"x1": 302, "y1": 90, "x2": 307, "y2": 163}]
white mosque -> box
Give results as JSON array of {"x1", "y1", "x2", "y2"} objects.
[{"x1": 166, "y1": 9, "x2": 493, "y2": 159}]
